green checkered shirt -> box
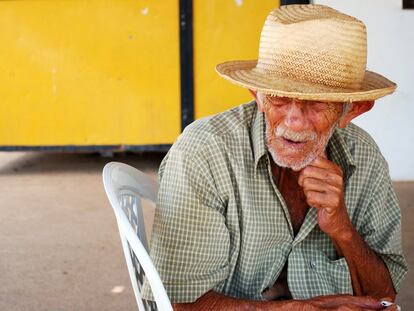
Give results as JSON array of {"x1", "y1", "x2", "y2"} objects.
[{"x1": 144, "y1": 101, "x2": 407, "y2": 303}]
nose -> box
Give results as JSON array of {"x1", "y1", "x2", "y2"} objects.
[{"x1": 283, "y1": 100, "x2": 309, "y2": 131}]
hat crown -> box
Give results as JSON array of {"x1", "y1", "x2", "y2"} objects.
[{"x1": 257, "y1": 4, "x2": 367, "y2": 91}]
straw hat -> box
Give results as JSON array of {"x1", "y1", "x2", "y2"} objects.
[{"x1": 216, "y1": 4, "x2": 396, "y2": 102}]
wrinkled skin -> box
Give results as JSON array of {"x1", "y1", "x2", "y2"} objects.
[
  {"x1": 260, "y1": 94, "x2": 343, "y2": 171},
  {"x1": 172, "y1": 92, "x2": 397, "y2": 310},
  {"x1": 298, "y1": 153, "x2": 353, "y2": 239},
  {"x1": 174, "y1": 291, "x2": 397, "y2": 311},
  {"x1": 257, "y1": 94, "x2": 367, "y2": 240}
]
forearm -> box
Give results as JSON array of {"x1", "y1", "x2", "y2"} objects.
[
  {"x1": 333, "y1": 227, "x2": 396, "y2": 300},
  {"x1": 172, "y1": 291, "x2": 304, "y2": 311},
  {"x1": 173, "y1": 291, "x2": 388, "y2": 311}
]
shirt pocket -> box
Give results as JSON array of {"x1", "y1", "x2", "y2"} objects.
[{"x1": 311, "y1": 252, "x2": 354, "y2": 295}]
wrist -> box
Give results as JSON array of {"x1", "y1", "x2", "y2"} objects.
[
  {"x1": 330, "y1": 225, "x2": 359, "y2": 258},
  {"x1": 325, "y1": 211, "x2": 356, "y2": 243},
  {"x1": 332, "y1": 223, "x2": 357, "y2": 244}
]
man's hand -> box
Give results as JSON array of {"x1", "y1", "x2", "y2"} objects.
[
  {"x1": 304, "y1": 295, "x2": 398, "y2": 311},
  {"x1": 298, "y1": 154, "x2": 396, "y2": 299},
  {"x1": 298, "y1": 154, "x2": 353, "y2": 240},
  {"x1": 173, "y1": 291, "x2": 398, "y2": 311}
]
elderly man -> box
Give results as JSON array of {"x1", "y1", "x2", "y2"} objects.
[{"x1": 143, "y1": 4, "x2": 407, "y2": 311}]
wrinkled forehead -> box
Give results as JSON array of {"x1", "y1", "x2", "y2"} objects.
[{"x1": 257, "y1": 92, "x2": 350, "y2": 123}]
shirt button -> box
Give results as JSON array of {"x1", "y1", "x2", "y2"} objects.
[{"x1": 310, "y1": 261, "x2": 317, "y2": 269}]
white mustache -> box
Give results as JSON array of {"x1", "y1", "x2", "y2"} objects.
[{"x1": 275, "y1": 126, "x2": 317, "y2": 142}]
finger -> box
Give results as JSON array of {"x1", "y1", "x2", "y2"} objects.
[
  {"x1": 379, "y1": 299, "x2": 398, "y2": 311},
  {"x1": 308, "y1": 156, "x2": 343, "y2": 174},
  {"x1": 302, "y1": 177, "x2": 341, "y2": 195},
  {"x1": 299, "y1": 166, "x2": 343, "y2": 187},
  {"x1": 338, "y1": 296, "x2": 391, "y2": 310},
  {"x1": 347, "y1": 297, "x2": 385, "y2": 310},
  {"x1": 308, "y1": 295, "x2": 383, "y2": 310},
  {"x1": 359, "y1": 306, "x2": 393, "y2": 311},
  {"x1": 308, "y1": 155, "x2": 335, "y2": 168},
  {"x1": 358, "y1": 306, "x2": 382, "y2": 311},
  {"x1": 334, "y1": 304, "x2": 384, "y2": 311},
  {"x1": 379, "y1": 298, "x2": 395, "y2": 304},
  {"x1": 305, "y1": 190, "x2": 339, "y2": 211}
]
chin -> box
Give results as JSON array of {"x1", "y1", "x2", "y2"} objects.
[
  {"x1": 268, "y1": 143, "x2": 322, "y2": 171},
  {"x1": 265, "y1": 123, "x2": 336, "y2": 170},
  {"x1": 270, "y1": 152, "x2": 315, "y2": 171}
]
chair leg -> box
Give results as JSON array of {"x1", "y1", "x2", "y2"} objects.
[{"x1": 119, "y1": 229, "x2": 147, "y2": 311}]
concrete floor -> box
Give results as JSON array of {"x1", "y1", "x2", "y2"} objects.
[{"x1": 0, "y1": 152, "x2": 412, "y2": 310}]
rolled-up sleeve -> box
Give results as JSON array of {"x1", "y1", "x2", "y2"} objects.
[
  {"x1": 359, "y1": 158, "x2": 408, "y2": 293},
  {"x1": 142, "y1": 141, "x2": 230, "y2": 303}
]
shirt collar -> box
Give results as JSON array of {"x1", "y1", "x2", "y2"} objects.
[
  {"x1": 251, "y1": 102, "x2": 356, "y2": 179},
  {"x1": 251, "y1": 103, "x2": 267, "y2": 171},
  {"x1": 327, "y1": 128, "x2": 356, "y2": 181}
]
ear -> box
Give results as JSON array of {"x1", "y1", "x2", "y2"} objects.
[
  {"x1": 249, "y1": 89, "x2": 265, "y2": 112},
  {"x1": 249, "y1": 89, "x2": 257, "y2": 100},
  {"x1": 338, "y1": 101, "x2": 375, "y2": 128}
]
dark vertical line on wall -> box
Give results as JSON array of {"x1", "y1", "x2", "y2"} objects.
[
  {"x1": 179, "y1": 0, "x2": 194, "y2": 131},
  {"x1": 281, "y1": 0, "x2": 310, "y2": 5},
  {"x1": 403, "y1": 0, "x2": 414, "y2": 9}
]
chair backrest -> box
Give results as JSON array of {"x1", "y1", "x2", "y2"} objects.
[{"x1": 102, "y1": 162, "x2": 173, "y2": 311}]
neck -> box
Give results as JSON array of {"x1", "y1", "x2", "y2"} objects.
[{"x1": 270, "y1": 158, "x2": 300, "y2": 187}]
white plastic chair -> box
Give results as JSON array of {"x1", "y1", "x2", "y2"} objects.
[{"x1": 102, "y1": 162, "x2": 173, "y2": 311}]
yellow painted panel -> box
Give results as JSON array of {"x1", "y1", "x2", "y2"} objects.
[
  {"x1": 0, "y1": 0, "x2": 180, "y2": 146},
  {"x1": 193, "y1": 0, "x2": 278, "y2": 119}
]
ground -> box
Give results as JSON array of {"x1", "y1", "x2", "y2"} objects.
[{"x1": 0, "y1": 152, "x2": 412, "y2": 310}]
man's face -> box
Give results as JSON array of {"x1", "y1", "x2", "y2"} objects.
[{"x1": 258, "y1": 94, "x2": 344, "y2": 171}]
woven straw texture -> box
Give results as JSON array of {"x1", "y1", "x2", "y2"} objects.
[{"x1": 216, "y1": 4, "x2": 396, "y2": 102}]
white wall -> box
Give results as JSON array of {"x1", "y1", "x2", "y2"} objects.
[{"x1": 314, "y1": 0, "x2": 414, "y2": 181}]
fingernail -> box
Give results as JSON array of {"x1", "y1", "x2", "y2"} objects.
[{"x1": 380, "y1": 300, "x2": 393, "y2": 307}]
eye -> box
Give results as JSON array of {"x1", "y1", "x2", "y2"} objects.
[
  {"x1": 268, "y1": 97, "x2": 290, "y2": 107},
  {"x1": 272, "y1": 102, "x2": 287, "y2": 107},
  {"x1": 308, "y1": 101, "x2": 330, "y2": 112}
]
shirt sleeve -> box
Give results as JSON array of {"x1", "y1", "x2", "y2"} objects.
[
  {"x1": 358, "y1": 157, "x2": 408, "y2": 293},
  {"x1": 141, "y1": 141, "x2": 230, "y2": 303}
]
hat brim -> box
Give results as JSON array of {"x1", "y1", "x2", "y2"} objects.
[{"x1": 216, "y1": 60, "x2": 396, "y2": 102}]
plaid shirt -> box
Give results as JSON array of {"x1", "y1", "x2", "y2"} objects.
[{"x1": 144, "y1": 101, "x2": 407, "y2": 303}]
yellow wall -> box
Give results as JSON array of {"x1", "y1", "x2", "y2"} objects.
[
  {"x1": 0, "y1": 0, "x2": 278, "y2": 147},
  {"x1": 0, "y1": 0, "x2": 181, "y2": 146},
  {"x1": 193, "y1": 0, "x2": 278, "y2": 119}
]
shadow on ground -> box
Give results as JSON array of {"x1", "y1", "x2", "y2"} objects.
[{"x1": 0, "y1": 151, "x2": 165, "y2": 175}]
